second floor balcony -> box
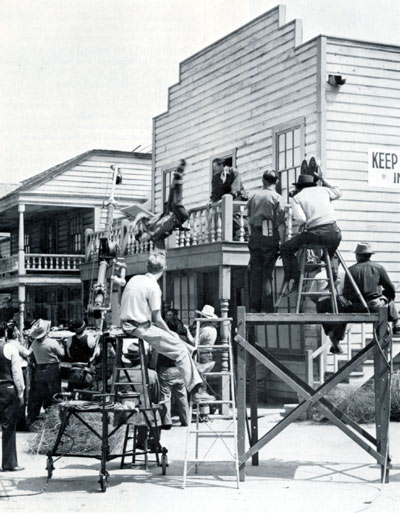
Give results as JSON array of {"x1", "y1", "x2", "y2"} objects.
[
  {"x1": 0, "y1": 253, "x2": 84, "y2": 276},
  {"x1": 85, "y1": 195, "x2": 249, "y2": 261}
]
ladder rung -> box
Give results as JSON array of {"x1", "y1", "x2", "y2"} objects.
[
  {"x1": 197, "y1": 345, "x2": 230, "y2": 350},
  {"x1": 192, "y1": 399, "x2": 234, "y2": 404},
  {"x1": 189, "y1": 430, "x2": 235, "y2": 435},
  {"x1": 299, "y1": 292, "x2": 333, "y2": 296},
  {"x1": 113, "y1": 382, "x2": 144, "y2": 386},
  {"x1": 186, "y1": 458, "x2": 237, "y2": 463},
  {"x1": 202, "y1": 371, "x2": 232, "y2": 376}
]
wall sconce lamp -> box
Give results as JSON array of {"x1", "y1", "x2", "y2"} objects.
[{"x1": 328, "y1": 74, "x2": 346, "y2": 86}]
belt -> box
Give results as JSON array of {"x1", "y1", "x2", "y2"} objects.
[
  {"x1": 0, "y1": 380, "x2": 13, "y2": 384},
  {"x1": 70, "y1": 364, "x2": 92, "y2": 373},
  {"x1": 307, "y1": 222, "x2": 338, "y2": 230},
  {"x1": 36, "y1": 362, "x2": 60, "y2": 368},
  {"x1": 122, "y1": 320, "x2": 151, "y2": 329}
]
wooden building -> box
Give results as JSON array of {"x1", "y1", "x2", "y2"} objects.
[
  {"x1": 0, "y1": 149, "x2": 151, "y2": 329},
  {"x1": 83, "y1": 5, "x2": 400, "y2": 400}
]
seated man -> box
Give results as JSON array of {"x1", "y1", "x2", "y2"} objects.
[
  {"x1": 343, "y1": 243, "x2": 400, "y2": 333},
  {"x1": 120, "y1": 253, "x2": 214, "y2": 402},
  {"x1": 280, "y1": 165, "x2": 342, "y2": 292}
]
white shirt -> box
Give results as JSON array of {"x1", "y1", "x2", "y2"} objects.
[
  {"x1": 291, "y1": 186, "x2": 341, "y2": 229},
  {"x1": 2, "y1": 340, "x2": 24, "y2": 398},
  {"x1": 120, "y1": 273, "x2": 162, "y2": 323}
]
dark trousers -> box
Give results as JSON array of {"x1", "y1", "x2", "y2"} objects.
[
  {"x1": 27, "y1": 363, "x2": 61, "y2": 424},
  {"x1": 317, "y1": 298, "x2": 347, "y2": 343},
  {"x1": 248, "y1": 231, "x2": 279, "y2": 312},
  {"x1": 281, "y1": 223, "x2": 342, "y2": 281},
  {"x1": 0, "y1": 383, "x2": 19, "y2": 469}
]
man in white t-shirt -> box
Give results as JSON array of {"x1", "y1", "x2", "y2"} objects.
[
  {"x1": 280, "y1": 169, "x2": 342, "y2": 291},
  {"x1": 120, "y1": 254, "x2": 214, "y2": 402}
]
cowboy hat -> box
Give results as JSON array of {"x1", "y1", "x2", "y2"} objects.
[
  {"x1": 68, "y1": 318, "x2": 86, "y2": 334},
  {"x1": 292, "y1": 174, "x2": 315, "y2": 186},
  {"x1": 30, "y1": 319, "x2": 51, "y2": 339},
  {"x1": 354, "y1": 242, "x2": 375, "y2": 254},
  {"x1": 195, "y1": 305, "x2": 218, "y2": 319}
]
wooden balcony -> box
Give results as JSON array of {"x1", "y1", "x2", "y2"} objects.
[
  {"x1": 86, "y1": 195, "x2": 248, "y2": 257},
  {"x1": 0, "y1": 253, "x2": 84, "y2": 275},
  {"x1": 25, "y1": 254, "x2": 84, "y2": 272}
]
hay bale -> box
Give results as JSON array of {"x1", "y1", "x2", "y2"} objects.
[{"x1": 27, "y1": 404, "x2": 126, "y2": 455}]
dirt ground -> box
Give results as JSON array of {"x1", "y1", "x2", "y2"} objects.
[{"x1": 1, "y1": 409, "x2": 399, "y2": 514}]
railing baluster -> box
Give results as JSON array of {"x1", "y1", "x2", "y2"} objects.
[
  {"x1": 210, "y1": 205, "x2": 216, "y2": 243},
  {"x1": 238, "y1": 205, "x2": 245, "y2": 242},
  {"x1": 216, "y1": 204, "x2": 222, "y2": 242}
]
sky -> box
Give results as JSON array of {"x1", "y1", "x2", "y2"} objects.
[{"x1": 1, "y1": 0, "x2": 399, "y2": 183}]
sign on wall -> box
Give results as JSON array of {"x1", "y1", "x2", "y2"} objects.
[{"x1": 368, "y1": 148, "x2": 400, "y2": 187}]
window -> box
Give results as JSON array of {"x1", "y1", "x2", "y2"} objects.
[
  {"x1": 69, "y1": 214, "x2": 83, "y2": 254},
  {"x1": 210, "y1": 150, "x2": 236, "y2": 202},
  {"x1": 274, "y1": 119, "x2": 304, "y2": 203},
  {"x1": 40, "y1": 221, "x2": 58, "y2": 253},
  {"x1": 162, "y1": 169, "x2": 174, "y2": 213}
]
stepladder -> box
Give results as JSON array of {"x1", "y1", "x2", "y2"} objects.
[
  {"x1": 183, "y1": 316, "x2": 239, "y2": 488},
  {"x1": 111, "y1": 336, "x2": 168, "y2": 472},
  {"x1": 275, "y1": 247, "x2": 369, "y2": 314}
]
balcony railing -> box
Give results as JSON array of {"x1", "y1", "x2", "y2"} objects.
[
  {"x1": 25, "y1": 254, "x2": 84, "y2": 271},
  {"x1": 84, "y1": 195, "x2": 249, "y2": 261}
]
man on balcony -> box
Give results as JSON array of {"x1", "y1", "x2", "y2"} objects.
[
  {"x1": 247, "y1": 170, "x2": 286, "y2": 312},
  {"x1": 120, "y1": 253, "x2": 214, "y2": 402}
]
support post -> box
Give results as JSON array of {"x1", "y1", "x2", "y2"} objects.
[
  {"x1": 219, "y1": 266, "x2": 231, "y2": 414},
  {"x1": 237, "y1": 306, "x2": 246, "y2": 481},
  {"x1": 249, "y1": 325, "x2": 258, "y2": 465},
  {"x1": 374, "y1": 306, "x2": 391, "y2": 483},
  {"x1": 18, "y1": 204, "x2": 25, "y2": 336}
]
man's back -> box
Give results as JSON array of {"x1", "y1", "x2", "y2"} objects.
[
  {"x1": 293, "y1": 186, "x2": 341, "y2": 229},
  {"x1": 345, "y1": 260, "x2": 395, "y2": 302},
  {"x1": 120, "y1": 273, "x2": 161, "y2": 323}
]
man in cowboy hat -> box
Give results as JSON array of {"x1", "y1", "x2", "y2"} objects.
[
  {"x1": 280, "y1": 168, "x2": 342, "y2": 291},
  {"x1": 27, "y1": 319, "x2": 65, "y2": 426},
  {"x1": 66, "y1": 318, "x2": 99, "y2": 391},
  {"x1": 246, "y1": 169, "x2": 286, "y2": 312},
  {"x1": 0, "y1": 323, "x2": 25, "y2": 471},
  {"x1": 193, "y1": 305, "x2": 218, "y2": 372},
  {"x1": 120, "y1": 254, "x2": 214, "y2": 402},
  {"x1": 343, "y1": 243, "x2": 400, "y2": 332}
]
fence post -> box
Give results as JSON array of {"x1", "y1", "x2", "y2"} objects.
[{"x1": 237, "y1": 306, "x2": 247, "y2": 481}]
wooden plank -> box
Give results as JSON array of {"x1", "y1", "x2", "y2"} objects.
[
  {"x1": 236, "y1": 306, "x2": 247, "y2": 481},
  {"x1": 374, "y1": 307, "x2": 391, "y2": 483},
  {"x1": 248, "y1": 326, "x2": 259, "y2": 466},
  {"x1": 244, "y1": 313, "x2": 378, "y2": 324}
]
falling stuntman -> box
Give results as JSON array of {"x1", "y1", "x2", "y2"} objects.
[{"x1": 134, "y1": 159, "x2": 189, "y2": 250}]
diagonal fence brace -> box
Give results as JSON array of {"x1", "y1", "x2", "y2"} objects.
[{"x1": 235, "y1": 335, "x2": 388, "y2": 467}]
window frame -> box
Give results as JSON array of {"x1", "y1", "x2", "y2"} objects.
[
  {"x1": 272, "y1": 117, "x2": 305, "y2": 203},
  {"x1": 68, "y1": 213, "x2": 83, "y2": 254},
  {"x1": 209, "y1": 148, "x2": 237, "y2": 200}
]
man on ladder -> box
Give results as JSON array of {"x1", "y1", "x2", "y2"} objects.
[
  {"x1": 120, "y1": 253, "x2": 214, "y2": 403},
  {"x1": 280, "y1": 159, "x2": 342, "y2": 294}
]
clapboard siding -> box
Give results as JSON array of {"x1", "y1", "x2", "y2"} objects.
[
  {"x1": 32, "y1": 154, "x2": 151, "y2": 203},
  {"x1": 154, "y1": 7, "x2": 318, "y2": 213},
  {"x1": 325, "y1": 38, "x2": 400, "y2": 301}
]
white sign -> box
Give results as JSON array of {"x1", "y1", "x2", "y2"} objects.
[{"x1": 368, "y1": 148, "x2": 400, "y2": 187}]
